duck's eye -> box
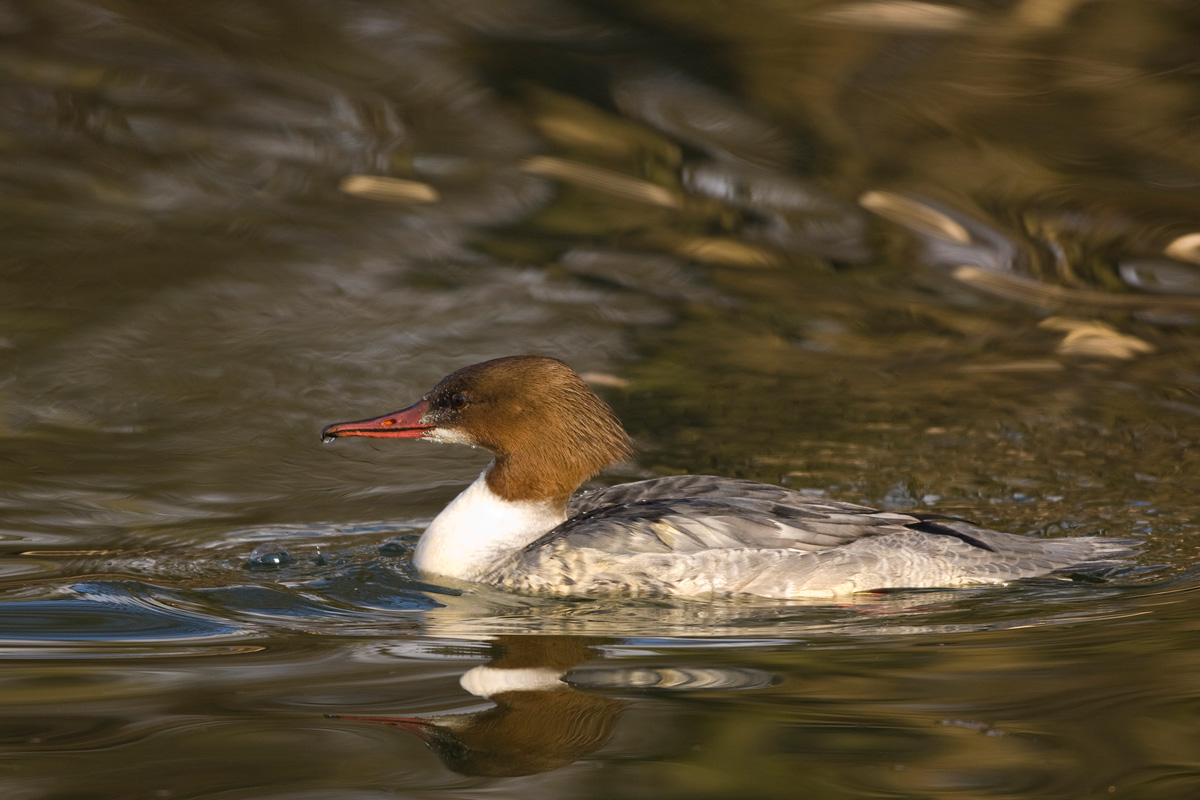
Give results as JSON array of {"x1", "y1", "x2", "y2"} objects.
[{"x1": 449, "y1": 392, "x2": 468, "y2": 409}]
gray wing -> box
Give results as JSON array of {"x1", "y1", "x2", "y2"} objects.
[
  {"x1": 555, "y1": 476, "x2": 934, "y2": 554},
  {"x1": 568, "y1": 475, "x2": 857, "y2": 513},
  {"x1": 558, "y1": 475, "x2": 1133, "y2": 568}
]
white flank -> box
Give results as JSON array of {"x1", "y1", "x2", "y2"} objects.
[{"x1": 413, "y1": 470, "x2": 567, "y2": 581}]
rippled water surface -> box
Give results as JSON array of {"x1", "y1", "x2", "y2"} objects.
[{"x1": 2, "y1": 1, "x2": 1199, "y2": 797}]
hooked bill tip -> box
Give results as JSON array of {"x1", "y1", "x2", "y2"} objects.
[{"x1": 322, "y1": 434, "x2": 337, "y2": 444}]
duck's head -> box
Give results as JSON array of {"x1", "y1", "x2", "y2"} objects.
[{"x1": 322, "y1": 355, "x2": 634, "y2": 502}]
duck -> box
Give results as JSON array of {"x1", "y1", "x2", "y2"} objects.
[{"x1": 321, "y1": 355, "x2": 1131, "y2": 598}]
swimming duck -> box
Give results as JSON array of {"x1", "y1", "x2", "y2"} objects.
[{"x1": 322, "y1": 356, "x2": 1130, "y2": 598}]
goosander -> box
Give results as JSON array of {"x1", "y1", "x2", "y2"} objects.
[{"x1": 322, "y1": 356, "x2": 1131, "y2": 598}]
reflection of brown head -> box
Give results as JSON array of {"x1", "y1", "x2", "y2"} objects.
[
  {"x1": 343, "y1": 687, "x2": 624, "y2": 777},
  {"x1": 336, "y1": 635, "x2": 624, "y2": 777}
]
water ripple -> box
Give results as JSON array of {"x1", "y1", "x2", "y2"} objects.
[{"x1": 0, "y1": 581, "x2": 245, "y2": 653}]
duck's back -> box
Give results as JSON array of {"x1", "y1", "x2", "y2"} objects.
[{"x1": 481, "y1": 476, "x2": 1133, "y2": 598}]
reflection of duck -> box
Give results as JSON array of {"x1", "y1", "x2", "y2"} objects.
[
  {"x1": 323, "y1": 356, "x2": 1133, "y2": 598},
  {"x1": 334, "y1": 636, "x2": 624, "y2": 777}
]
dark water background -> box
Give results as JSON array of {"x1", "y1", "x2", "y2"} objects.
[{"x1": 2, "y1": 1, "x2": 1200, "y2": 797}]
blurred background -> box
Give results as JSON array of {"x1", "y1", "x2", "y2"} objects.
[{"x1": 1, "y1": 1, "x2": 1198, "y2": 798}]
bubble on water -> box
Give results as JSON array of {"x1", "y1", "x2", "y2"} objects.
[
  {"x1": 246, "y1": 543, "x2": 294, "y2": 570},
  {"x1": 379, "y1": 539, "x2": 409, "y2": 556}
]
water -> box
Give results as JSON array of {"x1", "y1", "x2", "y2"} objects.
[{"x1": 2, "y1": 0, "x2": 1199, "y2": 797}]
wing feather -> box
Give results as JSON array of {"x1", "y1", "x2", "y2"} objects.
[{"x1": 549, "y1": 477, "x2": 923, "y2": 556}]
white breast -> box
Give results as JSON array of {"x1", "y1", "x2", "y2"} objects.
[
  {"x1": 459, "y1": 666, "x2": 566, "y2": 698},
  {"x1": 413, "y1": 470, "x2": 567, "y2": 581}
]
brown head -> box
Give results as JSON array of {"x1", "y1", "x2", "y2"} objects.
[{"x1": 322, "y1": 356, "x2": 634, "y2": 504}]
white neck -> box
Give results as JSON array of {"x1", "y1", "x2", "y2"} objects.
[{"x1": 413, "y1": 470, "x2": 568, "y2": 581}]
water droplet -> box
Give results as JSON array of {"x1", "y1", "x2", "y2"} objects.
[
  {"x1": 246, "y1": 543, "x2": 293, "y2": 570},
  {"x1": 322, "y1": 435, "x2": 337, "y2": 444}
]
